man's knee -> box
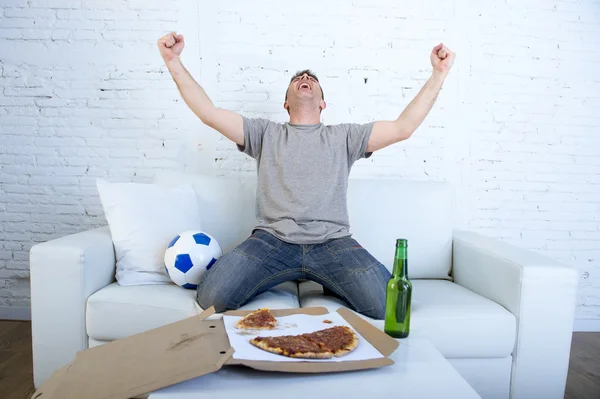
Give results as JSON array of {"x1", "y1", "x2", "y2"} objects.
[
  {"x1": 370, "y1": 299, "x2": 387, "y2": 320},
  {"x1": 325, "y1": 282, "x2": 386, "y2": 320},
  {"x1": 357, "y1": 295, "x2": 386, "y2": 320},
  {"x1": 354, "y1": 268, "x2": 388, "y2": 320},
  {"x1": 344, "y1": 264, "x2": 389, "y2": 321},
  {"x1": 195, "y1": 258, "x2": 241, "y2": 313},
  {"x1": 196, "y1": 282, "x2": 238, "y2": 313}
]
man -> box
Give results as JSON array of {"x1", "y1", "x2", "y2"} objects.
[{"x1": 157, "y1": 32, "x2": 455, "y2": 320}]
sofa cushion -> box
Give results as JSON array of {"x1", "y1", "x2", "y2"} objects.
[
  {"x1": 298, "y1": 279, "x2": 516, "y2": 358},
  {"x1": 154, "y1": 173, "x2": 454, "y2": 280},
  {"x1": 96, "y1": 178, "x2": 203, "y2": 286},
  {"x1": 346, "y1": 180, "x2": 454, "y2": 279},
  {"x1": 86, "y1": 282, "x2": 299, "y2": 341}
]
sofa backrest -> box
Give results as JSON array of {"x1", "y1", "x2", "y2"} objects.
[{"x1": 154, "y1": 173, "x2": 453, "y2": 280}]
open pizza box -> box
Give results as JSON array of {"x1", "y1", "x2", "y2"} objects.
[{"x1": 33, "y1": 306, "x2": 400, "y2": 399}]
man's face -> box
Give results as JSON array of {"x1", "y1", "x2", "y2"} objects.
[{"x1": 284, "y1": 73, "x2": 326, "y2": 112}]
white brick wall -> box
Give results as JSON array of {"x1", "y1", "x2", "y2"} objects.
[{"x1": 0, "y1": 0, "x2": 599, "y2": 325}]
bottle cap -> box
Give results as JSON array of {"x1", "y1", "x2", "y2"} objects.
[{"x1": 396, "y1": 238, "x2": 408, "y2": 247}]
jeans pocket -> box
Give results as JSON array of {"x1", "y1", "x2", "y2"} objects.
[
  {"x1": 327, "y1": 238, "x2": 381, "y2": 275},
  {"x1": 325, "y1": 236, "x2": 362, "y2": 253},
  {"x1": 234, "y1": 231, "x2": 281, "y2": 262}
]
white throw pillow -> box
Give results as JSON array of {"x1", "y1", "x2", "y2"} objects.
[{"x1": 96, "y1": 178, "x2": 203, "y2": 286}]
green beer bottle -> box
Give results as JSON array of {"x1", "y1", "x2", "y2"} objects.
[{"x1": 384, "y1": 238, "x2": 412, "y2": 338}]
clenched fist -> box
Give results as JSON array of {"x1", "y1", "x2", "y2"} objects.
[
  {"x1": 158, "y1": 32, "x2": 184, "y2": 63},
  {"x1": 430, "y1": 43, "x2": 455, "y2": 75}
]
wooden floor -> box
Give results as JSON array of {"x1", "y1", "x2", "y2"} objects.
[
  {"x1": 0, "y1": 321, "x2": 598, "y2": 399},
  {"x1": 565, "y1": 332, "x2": 600, "y2": 399},
  {"x1": 0, "y1": 321, "x2": 35, "y2": 399}
]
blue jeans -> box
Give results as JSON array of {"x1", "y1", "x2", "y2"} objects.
[{"x1": 196, "y1": 229, "x2": 391, "y2": 320}]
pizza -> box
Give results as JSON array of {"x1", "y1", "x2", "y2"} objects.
[
  {"x1": 250, "y1": 326, "x2": 359, "y2": 359},
  {"x1": 235, "y1": 308, "x2": 278, "y2": 330}
]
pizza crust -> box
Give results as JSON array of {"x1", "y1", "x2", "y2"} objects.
[
  {"x1": 289, "y1": 350, "x2": 333, "y2": 359},
  {"x1": 333, "y1": 332, "x2": 359, "y2": 357},
  {"x1": 235, "y1": 322, "x2": 277, "y2": 330},
  {"x1": 250, "y1": 338, "x2": 334, "y2": 359}
]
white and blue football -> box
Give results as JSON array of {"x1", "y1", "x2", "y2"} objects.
[{"x1": 164, "y1": 230, "x2": 222, "y2": 290}]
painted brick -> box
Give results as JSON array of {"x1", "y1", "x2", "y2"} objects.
[
  {"x1": 0, "y1": 0, "x2": 598, "y2": 325},
  {"x1": 29, "y1": 0, "x2": 82, "y2": 9}
]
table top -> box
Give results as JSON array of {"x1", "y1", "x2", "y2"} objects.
[{"x1": 149, "y1": 337, "x2": 481, "y2": 399}]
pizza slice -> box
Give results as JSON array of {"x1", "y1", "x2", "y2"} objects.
[
  {"x1": 304, "y1": 326, "x2": 359, "y2": 357},
  {"x1": 235, "y1": 308, "x2": 278, "y2": 330},
  {"x1": 250, "y1": 326, "x2": 359, "y2": 359},
  {"x1": 250, "y1": 335, "x2": 334, "y2": 359}
]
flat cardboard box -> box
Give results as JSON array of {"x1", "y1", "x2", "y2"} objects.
[{"x1": 33, "y1": 307, "x2": 399, "y2": 399}]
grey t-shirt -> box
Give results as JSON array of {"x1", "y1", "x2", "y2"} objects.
[{"x1": 238, "y1": 117, "x2": 374, "y2": 244}]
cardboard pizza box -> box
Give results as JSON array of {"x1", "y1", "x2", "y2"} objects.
[{"x1": 33, "y1": 307, "x2": 399, "y2": 399}]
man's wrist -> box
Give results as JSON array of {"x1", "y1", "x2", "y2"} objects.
[
  {"x1": 431, "y1": 69, "x2": 448, "y2": 81},
  {"x1": 165, "y1": 57, "x2": 182, "y2": 70}
]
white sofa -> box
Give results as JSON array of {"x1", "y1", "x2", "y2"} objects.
[{"x1": 30, "y1": 174, "x2": 579, "y2": 399}]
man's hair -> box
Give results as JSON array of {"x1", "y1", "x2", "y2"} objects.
[{"x1": 285, "y1": 69, "x2": 324, "y2": 101}]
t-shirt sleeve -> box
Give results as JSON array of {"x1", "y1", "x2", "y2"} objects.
[
  {"x1": 237, "y1": 117, "x2": 271, "y2": 159},
  {"x1": 344, "y1": 122, "x2": 375, "y2": 164}
]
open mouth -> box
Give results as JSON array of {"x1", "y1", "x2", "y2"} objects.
[{"x1": 298, "y1": 82, "x2": 311, "y2": 90}]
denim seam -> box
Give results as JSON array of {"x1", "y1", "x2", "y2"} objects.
[
  {"x1": 324, "y1": 237, "x2": 357, "y2": 254},
  {"x1": 301, "y1": 246, "x2": 306, "y2": 278},
  {"x1": 239, "y1": 268, "x2": 303, "y2": 306},
  {"x1": 325, "y1": 243, "x2": 359, "y2": 256},
  {"x1": 346, "y1": 261, "x2": 381, "y2": 275},
  {"x1": 233, "y1": 248, "x2": 273, "y2": 263}
]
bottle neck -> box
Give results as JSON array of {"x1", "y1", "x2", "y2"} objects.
[{"x1": 392, "y1": 246, "x2": 408, "y2": 278}]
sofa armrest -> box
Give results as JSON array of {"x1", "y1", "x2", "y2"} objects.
[
  {"x1": 30, "y1": 226, "x2": 115, "y2": 387},
  {"x1": 452, "y1": 230, "x2": 579, "y2": 399}
]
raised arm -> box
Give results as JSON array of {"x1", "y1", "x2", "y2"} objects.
[
  {"x1": 367, "y1": 43, "x2": 456, "y2": 153},
  {"x1": 158, "y1": 32, "x2": 244, "y2": 146}
]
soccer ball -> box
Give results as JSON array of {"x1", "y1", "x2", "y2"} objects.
[{"x1": 164, "y1": 230, "x2": 223, "y2": 290}]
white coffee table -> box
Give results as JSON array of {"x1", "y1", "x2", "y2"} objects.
[{"x1": 149, "y1": 337, "x2": 481, "y2": 399}]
